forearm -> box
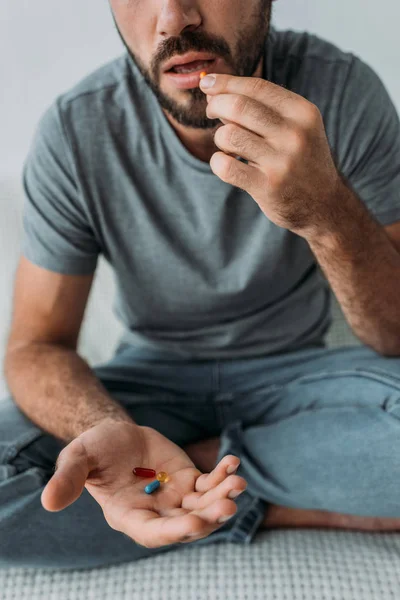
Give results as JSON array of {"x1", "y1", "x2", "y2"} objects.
[
  {"x1": 4, "y1": 343, "x2": 133, "y2": 443},
  {"x1": 307, "y1": 182, "x2": 400, "y2": 356}
]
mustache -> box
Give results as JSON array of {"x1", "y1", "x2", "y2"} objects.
[{"x1": 153, "y1": 30, "x2": 230, "y2": 72}]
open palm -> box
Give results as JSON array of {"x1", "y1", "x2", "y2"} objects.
[{"x1": 41, "y1": 419, "x2": 247, "y2": 548}]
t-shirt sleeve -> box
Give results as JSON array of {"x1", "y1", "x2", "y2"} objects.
[
  {"x1": 21, "y1": 99, "x2": 101, "y2": 275},
  {"x1": 337, "y1": 55, "x2": 400, "y2": 226}
]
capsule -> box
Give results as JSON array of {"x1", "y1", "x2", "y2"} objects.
[
  {"x1": 199, "y1": 71, "x2": 207, "y2": 80},
  {"x1": 156, "y1": 471, "x2": 170, "y2": 483},
  {"x1": 145, "y1": 480, "x2": 161, "y2": 494},
  {"x1": 133, "y1": 467, "x2": 156, "y2": 478}
]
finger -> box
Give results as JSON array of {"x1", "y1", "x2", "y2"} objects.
[
  {"x1": 180, "y1": 530, "x2": 215, "y2": 544},
  {"x1": 41, "y1": 439, "x2": 89, "y2": 512},
  {"x1": 200, "y1": 74, "x2": 298, "y2": 119},
  {"x1": 180, "y1": 498, "x2": 238, "y2": 544},
  {"x1": 212, "y1": 122, "x2": 252, "y2": 164},
  {"x1": 123, "y1": 509, "x2": 211, "y2": 549},
  {"x1": 180, "y1": 498, "x2": 239, "y2": 544},
  {"x1": 182, "y1": 474, "x2": 247, "y2": 511},
  {"x1": 206, "y1": 93, "x2": 284, "y2": 140},
  {"x1": 161, "y1": 508, "x2": 188, "y2": 518},
  {"x1": 209, "y1": 152, "x2": 264, "y2": 195},
  {"x1": 192, "y1": 497, "x2": 237, "y2": 525},
  {"x1": 195, "y1": 455, "x2": 240, "y2": 493},
  {"x1": 214, "y1": 123, "x2": 271, "y2": 166}
]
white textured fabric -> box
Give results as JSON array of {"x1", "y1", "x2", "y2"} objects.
[
  {"x1": 4, "y1": 177, "x2": 400, "y2": 600},
  {"x1": 1, "y1": 529, "x2": 400, "y2": 599}
]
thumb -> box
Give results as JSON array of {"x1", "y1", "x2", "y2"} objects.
[{"x1": 41, "y1": 438, "x2": 90, "y2": 512}]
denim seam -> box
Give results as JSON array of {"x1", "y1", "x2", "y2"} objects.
[
  {"x1": 215, "y1": 402, "x2": 228, "y2": 431},
  {"x1": 360, "y1": 367, "x2": 400, "y2": 386},
  {"x1": 110, "y1": 393, "x2": 212, "y2": 405},
  {"x1": 250, "y1": 384, "x2": 285, "y2": 396},
  {"x1": 252, "y1": 369, "x2": 400, "y2": 395},
  {"x1": 294, "y1": 369, "x2": 400, "y2": 391},
  {"x1": 213, "y1": 362, "x2": 220, "y2": 394}
]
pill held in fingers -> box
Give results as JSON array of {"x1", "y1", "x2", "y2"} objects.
[
  {"x1": 145, "y1": 480, "x2": 161, "y2": 494},
  {"x1": 133, "y1": 467, "x2": 156, "y2": 478}
]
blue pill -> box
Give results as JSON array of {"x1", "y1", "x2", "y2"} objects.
[{"x1": 145, "y1": 480, "x2": 161, "y2": 494}]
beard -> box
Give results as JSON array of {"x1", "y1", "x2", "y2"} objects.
[{"x1": 111, "y1": 0, "x2": 272, "y2": 130}]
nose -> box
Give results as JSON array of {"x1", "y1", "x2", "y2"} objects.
[{"x1": 157, "y1": 0, "x2": 202, "y2": 37}]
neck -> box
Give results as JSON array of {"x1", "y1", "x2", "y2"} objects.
[{"x1": 162, "y1": 57, "x2": 264, "y2": 164}]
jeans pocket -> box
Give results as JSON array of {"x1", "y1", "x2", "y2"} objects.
[
  {"x1": 0, "y1": 464, "x2": 17, "y2": 482},
  {"x1": 0, "y1": 426, "x2": 44, "y2": 468},
  {"x1": 381, "y1": 392, "x2": 400, "y2": 416},
  {"x1": 0, "y1": 466, "x2": 45, "y2": 511}
]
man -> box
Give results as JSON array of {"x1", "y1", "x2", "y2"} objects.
[{"x1": 1, "y1": 0, "x2": 400, "y2": 570}]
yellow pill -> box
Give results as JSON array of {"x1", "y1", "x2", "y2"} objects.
[
  {"x1": 156, "y1": 471, "x2": 170, "y2": 483},
  {"x1": 199, "y1": 71, "x2": 207, "y2": 79}
]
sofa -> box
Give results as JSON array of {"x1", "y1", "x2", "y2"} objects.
[{"x1": 1, "y1": 176, "x2": 400, "y2": 600}]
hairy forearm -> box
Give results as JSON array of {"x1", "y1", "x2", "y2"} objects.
[
  {"x1": 307, "y1": 182, "x2": 400, "y2": 356},
  {"x1": 4, "y1": 343, "x2": 133, "y2": 443}
]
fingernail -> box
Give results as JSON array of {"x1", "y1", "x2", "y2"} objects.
[
  {"x1": 218, "y1": 515, "x2": 233, "y2": 524},
  {"x1": 226, "y1": 465, "x2": 238, "y2": 475},
  {"x1": 181, "y1": 533, "x2": 198, "y2": 543},
  {"x1": 228, "y1": 489, "x2": 242, "y2": 499},
  {"x1": 200, "y1": 75, "x2": 216, "y2": 88}
]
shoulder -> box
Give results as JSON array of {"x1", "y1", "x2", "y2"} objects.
[
  {"x1": 269, "y1": 27, "x2": 356, "y2": 101},
  {"x1": 270, "y1": 27, "x2": 354, "y2": 69},
  {"x1": 58, "y1": 53, "x2": 132, "y2": 110},
  {"x1": 33, "y1": 53, "x2": 132, "y2": 126},
  {"x1": 33, "y1": 53, "x2": 143, "y2": 156},
  {"x1": 25, "y1": 54, "x2": 139, "y2": 184},
  {"x1": 269, "y1": 28, "x2": 388, "y2": 122}
]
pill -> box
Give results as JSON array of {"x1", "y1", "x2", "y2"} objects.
[
  {"x1": 199, "y1": 71, "x2": 207, "y2": 79},
  {"x1": 156, "y1": 471, "x2": 170, "y2": 483},
  {"x1": 133, "y1": 467, "x2": 156, "y2": 478},
  {"x1": 145, "y1": 480, "x2": 161, "y2": 494}
]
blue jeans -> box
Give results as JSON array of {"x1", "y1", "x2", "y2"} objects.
[{"x1": 2, "y1": 343, "x2": 400, "y2": 570}]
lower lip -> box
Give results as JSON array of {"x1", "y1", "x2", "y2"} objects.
[{"x1": 164, "y1": 59, "x2": 218, "y2": 89}]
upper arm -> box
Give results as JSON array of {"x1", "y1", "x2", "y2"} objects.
[
  {"x1": 7, "y1": 100, "x2": 101, "y2": 353},
  {"x1": 337, "y1": 56, "x2": 400, "y2": 226},
  {"x1": 6, "y1": 256, "x2": 94, "y2": 353},
  {"x1": 21, "y1": 100, "x2": 100, "y2": 276}
]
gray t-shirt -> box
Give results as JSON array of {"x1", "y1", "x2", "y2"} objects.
[{"x1": 21, "y1": 26, "x2": 400, "y2": 359}]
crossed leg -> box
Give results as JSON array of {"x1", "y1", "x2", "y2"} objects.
[
  {"x1": 185, "y1": 438, "x2": 400, "y2": 532},
  {"x1": 185, "y1": 346, "x2": 400, "y2": 532}
]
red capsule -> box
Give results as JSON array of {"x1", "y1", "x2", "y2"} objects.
[{"x1": 133, "y1": 467, "x2": 156, "y2": 478}]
